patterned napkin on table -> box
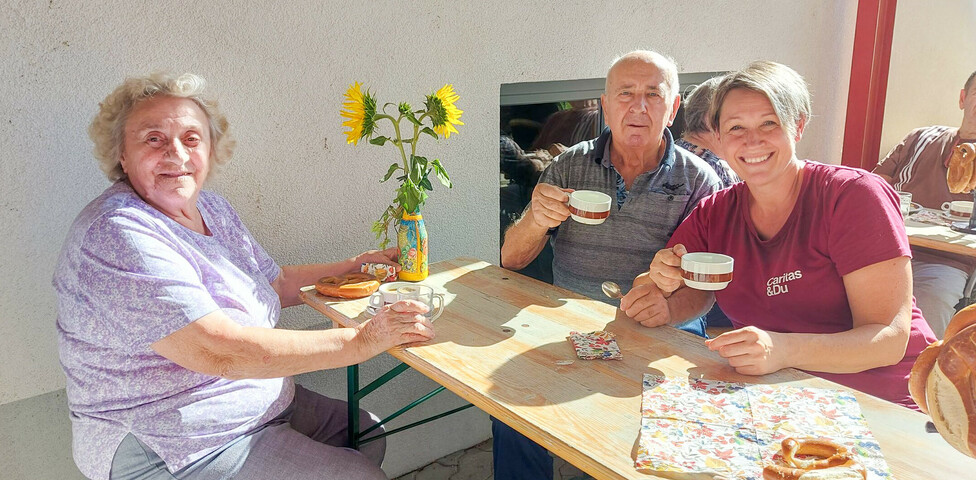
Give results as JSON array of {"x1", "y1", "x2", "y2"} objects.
[
  {"x1": 909, "y1": 210, "x2": 952, "y2": 226},
  {"x1": 566, "y1": 330, "x2": 623, "y2": 360},
  {"x1": 635, "y1": 375, "x2": 894, "y2": 480}
]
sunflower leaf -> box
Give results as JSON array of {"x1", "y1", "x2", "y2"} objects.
[
  {"x1": 381, "y1": 163, "x2": 399, "y2": 182},
  {"x1": 404, "y1": 111, "x2": 422, "y2": 126},
  {"x1": 420, "y1": 127, "x2": 438, "y2": 139},
  {"x1": 432, "y1": 159, "x2": 453, "y2": 188},
  {"x1": 369, "y1": 136, "x2": 389, "y2": 146}
]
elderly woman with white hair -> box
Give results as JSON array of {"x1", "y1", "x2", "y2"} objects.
[
  {"x1": 53, "y1": 72, "x2": 434, "y2": 480},
  {"x1": 629, "y1": 61, "x2": 936, "y2": 409}
]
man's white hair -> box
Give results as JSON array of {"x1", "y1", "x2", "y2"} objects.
[{"x1": 605, "y1": 50, "x2": 680, "y2": 102}]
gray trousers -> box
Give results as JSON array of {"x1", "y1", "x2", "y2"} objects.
[
  {"x1": 912, "y1": 259, "x2": 968, "y2": 339},
  {"x1": 110, "y1": 385, "x2": 387, "y2": 480}
]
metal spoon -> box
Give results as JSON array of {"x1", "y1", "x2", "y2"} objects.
[{"x1": 601, "y1": 281, "x2": 624, "y2": 299}]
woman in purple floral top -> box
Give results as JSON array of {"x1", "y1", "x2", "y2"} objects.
[{"x1": 53, "y1": 72, "x2": 434, "y2": 480}]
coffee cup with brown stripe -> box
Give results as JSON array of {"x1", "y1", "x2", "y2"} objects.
[
  {"x1": 568, "y1": 190, "x2": 612, "y2": 225},
  {"x1": 680, "y1": 252, "x2": 734, "y2": 291}
]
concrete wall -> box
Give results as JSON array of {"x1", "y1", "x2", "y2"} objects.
[
  {"x1": 880, "y1": 0, "x2": 976, "y2": 158},
  {"x1": 0, "y1": 1, "x2": 857, "y2": 477}
]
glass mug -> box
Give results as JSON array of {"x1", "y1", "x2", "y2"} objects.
[
  {"x1": 395, "y1": 284, "x2": 445, "y2": 321},
  {"x1": 896, "y1": 191, "x2": 912, "y2": 219}
]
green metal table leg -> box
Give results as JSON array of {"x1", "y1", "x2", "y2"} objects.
[
  {"x1": 347, "y1": 363, "x2": 359, "y2": 449},
  {"x1": 346, "y1": 361, "x2": 473, "y2": 448}
]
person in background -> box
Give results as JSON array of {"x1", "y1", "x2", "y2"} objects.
[
  {"x1": 497, "y1": 50, "x2": 723, "y2": 480},
  {"x1": 676, "y1": 75, "x2": 740, "y2": 189},
  {"x1": 872, "y1": 69, "x2": 976, "y2": 338},
  {"x1": 639, "y1": 61, "x2": 934, "y2": 410},
  {"x1": 54, "y1": 71, "x2": 434, "y2": 480}
]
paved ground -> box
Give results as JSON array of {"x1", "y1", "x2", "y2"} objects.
[{"x1": 393, "y1": 439, "x2": 591, "y2": 480}]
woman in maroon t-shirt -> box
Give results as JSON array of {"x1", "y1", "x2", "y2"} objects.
[{"x1": 620, "y1": 61, "x2": 934, "y2": 409}]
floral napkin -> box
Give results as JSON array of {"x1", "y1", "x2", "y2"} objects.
[
  {"x1": 909, "y1": 210, "x2": 952, "y2": 226},
  {"x1": 566, "y1": 330, "x2": 623, "y2": 360},
  {"x1": 636, "y1": 375, "x2": 893, "y2": 480}
]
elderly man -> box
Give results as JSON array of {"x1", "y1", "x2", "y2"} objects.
[
  {"x1": 873, "y1": 70, "x2": 976, "y2": 338},
  {"x1": 495, "y1": 50, "x2": 723, "y2": 480}
]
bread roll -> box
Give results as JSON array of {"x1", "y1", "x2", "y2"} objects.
[
  {"x1": 925, "y1": 323, "x2": 976, "y2": 457},
  {"x1": 909, "y1": 340, "x2": 943, "y2": 414},
  {"x1": 945, "y1": 302, "x2": 976, "y2": 340},
  {"x1": 947, "y1": 143, "x2": 976, "y2": 194}
]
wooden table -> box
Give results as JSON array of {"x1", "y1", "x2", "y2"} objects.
[
  {"x1": 301, "y1": 257, "x2": 976, "y2": 479},
  {"x1": 905, "y1": 208, "x2": 976, "y2": 257}
]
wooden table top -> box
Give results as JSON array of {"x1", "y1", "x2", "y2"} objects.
[
  {"x1": 905, "y1": 209, "x2": 976, "y2": 258},
  {"x1": 300, "y1": 257, "x2": 976, "y2": 480}
]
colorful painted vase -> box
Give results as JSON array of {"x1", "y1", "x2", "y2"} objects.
[{"x1": 397, "y1": 209, "x2": 428, "y2": 281}]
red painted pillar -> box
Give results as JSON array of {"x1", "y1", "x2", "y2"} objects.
[{"x1": 842, "y1": 0, "x2": 898, "y2": 170}]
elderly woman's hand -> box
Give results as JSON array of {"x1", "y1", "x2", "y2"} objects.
[
  {"x1": 648, "y1": 244, "x2": 688, "y2": 295},
  {"x1": 356, "y1": 300, "x2": 435, "y2": 355},
  {"x1": 353, "y1": 247, "x2": 401, "y2": 272},
  {"x1": 705, "y1": 326, "x2": 785, "y2": 376}
]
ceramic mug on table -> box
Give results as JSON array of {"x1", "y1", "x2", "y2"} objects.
[
  {"x1": 395, "y1": 284, "x2": 444, "y2": 321},
  {"x1": 941, "y1": 200, "x2": 974, "y2": 220},
  {"x1": 568, "y1": 190, "x2": 612, "y2": 225}
]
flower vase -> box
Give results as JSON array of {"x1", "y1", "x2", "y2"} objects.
[{"x1": 397, "y1": 210, "x2": 428, "y2": 281}]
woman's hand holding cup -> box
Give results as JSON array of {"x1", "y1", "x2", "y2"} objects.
[
  {"x1": 648, "y1": 244, "x2": 688, "y2": 295},
  {"x1": 528, "y1": 182, "x2": 574, "y2": 229},
  {"x1": 357, "y1": 300, "x2": 434, "y2": 355}
]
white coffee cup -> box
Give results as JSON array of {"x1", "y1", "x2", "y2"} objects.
[
  {"x1": 568, "y1": 190, "x2": 612, "y2": 225},
  {"x1": 680, "y1": 252, "x2": 734, "y2": 291},
  {"x1": 395, "y1": 284, "x2": 445, "y2": 321},
  {"x1": 941, "y1": 200, "x2": 973, "y2": 219}
]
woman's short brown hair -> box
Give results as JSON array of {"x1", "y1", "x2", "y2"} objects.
[{"x1": 710, "y1": 61, "x2": 812, "y2": 139}]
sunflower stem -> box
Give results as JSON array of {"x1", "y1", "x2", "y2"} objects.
[
  {"x1": 372, "y1": 113, "x2": 409, "y2": 169},
  {"x1": 408, "y1": 111, "x2": 432, "y2": 158}
]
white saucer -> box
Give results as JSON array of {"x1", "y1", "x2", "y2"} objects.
[{"x1": 941, "y1": 212, "x2": 971, "y2": 223}]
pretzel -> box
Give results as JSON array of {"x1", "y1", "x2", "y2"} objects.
[
  {"x1": 762, "y1": 438, "x2": 865, "y2": 480},
  {"x1": 314, "y1": 272, "x2": 380, "y2": 299},
  {"x1": 947, "y1": 143, "x2": 976, "y2": 193}
]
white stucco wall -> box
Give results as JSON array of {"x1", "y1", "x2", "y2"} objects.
[
  {"x1": 1, "y1": 0, "x2": 856, "y2": 477},
  {"x1": 881, "y1": 0, "x2": 976, "y2": 159}
]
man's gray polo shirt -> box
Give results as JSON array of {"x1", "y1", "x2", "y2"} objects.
[{"x1": 538, "y1": 127, "x2": 723, "y2": 303}]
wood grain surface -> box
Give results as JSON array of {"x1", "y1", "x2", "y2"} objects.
[{"x1": 300, "y1": 257, "x2": 976, "y2": 480}]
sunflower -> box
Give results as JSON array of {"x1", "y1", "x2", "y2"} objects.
[
  {"x1": 340, "y1": 82, "x2": 377, "y2": 145},
  {"x1": 425, "y1": 84, "x2": 464, "y2": 139}
]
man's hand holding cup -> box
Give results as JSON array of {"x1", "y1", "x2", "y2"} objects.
[{"x1": 528, "y1": 183, "x2": 574, "y2": 229}]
